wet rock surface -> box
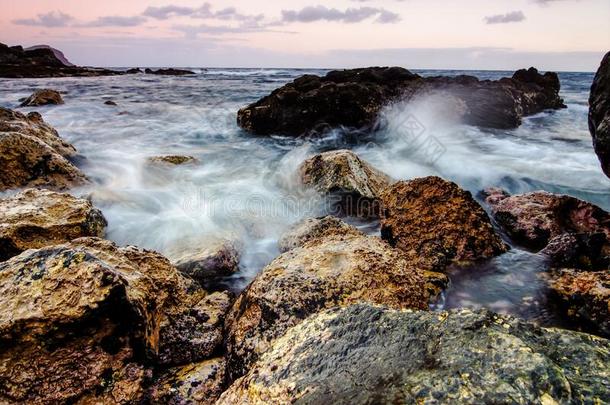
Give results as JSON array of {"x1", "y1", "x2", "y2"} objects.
[
  {"x1": 147, "y1": 357, "x2": 227, "y2": 404},
  {"x1": 380, "y1": 177, "x2": 507, "y2": 272},
  {"x1": 0, "y1": 188, "x2": 107, "y2": 261},
  {"x1": 278, "y1": 216, "x2": 363, "y2": 252},
  {"x1": 237, "y1": 66, "x2": 565, "y2": 136},
  {"x1": 0, "y1": 237, "x2": 228, "y2": 403},
  {"x1": 173, "y1": 239, "x2": 241, "y2": 285},
  {"x1": 219, "y1": 304, "x2": 610, "y2": 405},
  {"x1": 589, "y1": 51, "x2": 610, "y2": 178},
  {"x1": 0, "y1": 42, "x2": 122, "y2": 78},
  {"x1": 484, "y1": 188, "x2": 610, "y2": 250},
  {"x1": 224, "y1": 232, "x2": 428, "y2": 381},
  {"x1": 19, "y1": 89, "x2": 64, "y2": 107},
  {"x1": 299, "y1": 150, "x2": 391, "y2": 217},
  {"x1": 148, "y1": 155, "x2": 198, "y2": 166}
]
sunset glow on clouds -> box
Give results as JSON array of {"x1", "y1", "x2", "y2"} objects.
[{"x1": 2, "y1": 0, "x2": 609, "y2": 70}]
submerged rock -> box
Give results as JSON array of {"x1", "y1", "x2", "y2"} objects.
[
  {"x1": 380, "y1": 177, "x2": 507, "y2": 272},
  {"x1": 148, "y1": 155, "x2": 198, "y2": 166},
  {"x1": 589, "y1": 52, "x2": 610, "y2": 178},
  {"x1": 237, "y1": 66, "x2": 565, "y2": 136},
  {"x1": 0, "y1": 237, "x2": 229, "y2": 403},
  {"x1": 547, "y1": 268, "x2": 610, "y2": 337},
  {"x1": 19, "y1": 89, "x2": 63, "y2": 107},
  {"x1": 483, "y1": 188, "x2": 610, "y2": 250},
  {"x1": 219, "y1": 304, "x2": 610, "y2": 404},
  {"x1": 0, "y1": 131, "x2": 88, "y2": 191},
  {"x1": 278, "y1": 216, "x2": 363, "y2": 252},
  {"x1": 104, "y1": 100, "x2": 118, "y2": 106},
  {"x1": 299, "y1": 150, "x2": 391, "y2": 217},
  {"x1": 145, "y1": 68, "x2": 195, "y2": 76},
  {"x1": 0, "y1": 188, "x2": 107, "y2": 261},
  {"x1": 147, "y1": 357, "x2": 226, "y2": 404},
  {"x1": 173, "y1": 239, "x2": 241, "y2": 284},
  {"x1": 224, "y1": 233, "x2": 428, "y2": 380}
]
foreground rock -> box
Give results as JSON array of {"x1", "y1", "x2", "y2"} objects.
[
  {"x1": 278, "y1": 216, "x2": 363, "y2": 252},
  {"x1": 224, "y1": 233, "x2": 428, "y2": 380},
  {"x1": 589, "y1": 52, "x2": 610, "y2": 178},
  {"x1": 299, "y1": 150, "x2": 391, "y2": 217},
  {"x1": 237, "y1": 66, "x2": 565, "y2": 136},
  {"x1": 484, "y1": 188, "x2": 610, "y2": 250},
  {"x1": 0, "y1": 107, "x2": 87, "y2": 191},
  {"x1": 219, "y1": 305, "x2": 610, "y2": 404},
  {"x1": 0, "y1": 237, "x2": 230, "y2": 403},
  {"x1": 147, "y1": 357, "x2": 226, "y2": 404},
  {"x1": 0, "y1": 189, "x2": 107, "y2": 261},
  {"x1": 380, "y1": 177, "x2": 507, "y2": 272},
  {"x1": 0, "y1": 42, "x2": 121, "y2": 78},
  {"x1": 19, "y1": 89, "x2": 63, "y2": 107},
  {"x1": 145, "y1": 68, "x2": 196, "y2": 76}
]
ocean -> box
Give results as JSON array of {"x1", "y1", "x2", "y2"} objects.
[{"x1": 1, "y1": 68, "x2": 608, "y2": 326}]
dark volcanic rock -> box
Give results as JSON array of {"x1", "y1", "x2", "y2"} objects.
[
  {"x1": 0, "y1": 42, "x2": 122, "y2": 78},
  {"x1": 20, "y1": 89, "x2": 64, "y2": 107},
  {"x1": 219, "y1": 305, "x2": 610, "y2": 404},
  {"x1": 237, "y1": 66, "x2": 565, "y2": 136},
  {"x1": 145, "y1": 68, "x2": 195, "y2": 75},
  {"x1": 380, "y1": 177, "x2": 508, "y2": 272},
  {"x1": 484, "y1": 188, "x2": 610, "y2": 251},
  {"x1": 589, "y1": 51, "x2": 610, "y2": 178},
  {"x1": 541, "y1": 232, "x2": 610, "y2": 270},
  {"x1": 126, "y1": 68, "x2": 143, "y2": 74}
]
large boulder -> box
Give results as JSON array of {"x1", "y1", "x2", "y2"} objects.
[
  {"x1": 19, "y1": 89, "x2": 64, "y2": 107},
  {"x1": 0, "y1": 107, "x2": 87, "y2": 191},
  {"x1": 589, "y1": 52, "x2": 610, "y2": 178},
  {"x1": 0, "y1": 42, "x2": 121, "y2": 78},
  {"x1": 0, "y1": 237, "x2": 229, "y2": 403},
  {"x1": 380, "y1": 177, "x2": 508, "y2": 272},
  {"x1": 299, "y1": 150, "x2": 391, "y2": 217},
  {"x1": 278, "y1": 215, "x2": 363, "y2": 252},
  {"x1": 0, "y1": 188, "x2": 107, "y2": 261},
  {"x1": 484, "y1": 188, "x2": 610, "y2": 250},
  {"x1": 237, "y1": 66, "x2": 565, "y2": 136},
  {"x1": 224, "y1": 233, "x2": 428, "y2": 381},
  {"x1": 219, "y1": 305, "x2": 610, "y2": 404},
  {"x1": 147, "y1": 357, "x2": 227, "y2": 404}
]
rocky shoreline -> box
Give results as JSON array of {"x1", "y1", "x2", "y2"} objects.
[{"x1": 0, "y1": 52, "x2": 609, "y2": 403}]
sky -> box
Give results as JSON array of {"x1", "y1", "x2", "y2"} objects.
[{"x1": 1, "y1": 0, "x2": 609, "y2": 71}]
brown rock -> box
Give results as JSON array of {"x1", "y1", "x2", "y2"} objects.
[
  {"x1": 380, "y1": 177, "x2": 507, "y2": 272},
  {"x1": 541, "y1": 232, "x2": 609, "y2": 271},
  {"x1": 173, "y1": 239, "x2": 240, "y2": 284},
  {"x1": 483, "y1": 188, "x2": 610, "y2": 250},
  {"x1": 0, "y1": 131, "x2": 88, "y2": 191},
  {"x1": 224, "y1": 232, "x2": 428, "y2": 381},
  {"x1": 20, "y1": 89, "x2": 64, "y2": 107},
  {"x1": 0, "y1": 188, "x2": 107, "y2": 261},
  {"x1": 277, "y1": 216, "x2": 363, "y2": 252},
  {"x1": 147, "y1": 358, "x2": 226, "y2": 404},
  {"x1": 299, "y1": 150, "x2": 391, "y2": 217},
  {"x1": 0, "y1": 237, "x2": 228, "y2": 403},
  {"x1": 546, "y1": 268, "x2": 609, "y2": 337},
  {"x1": 148, "y1": 155, "x2": 198, "y2": 166}
]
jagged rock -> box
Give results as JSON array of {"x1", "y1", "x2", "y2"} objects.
[
  {"x1": 0, "y1": 131, "x2": 88, "y2": 191},
  {"x1": 483, "y1": 188, "x2": 610, "y2": 250},
  {"x1": 20, "y1": 89, "x2": 63, "y2": 107},
  {"x1": 173, "y1": 240, "x2": 240, "y2": 284},
  {"x1": 219, "y1": 305, "x2": 610, "y2": 404},
  {"x1": 278, "y1": 216, "x2": 363, "y2": 252},
  {"x1": 237, "y1": 66, "x2": 565, "y2": 136},
  {"x1": 299, "y1": 150, "x2": 391, "y2": 217},
  {"x1": 144, "y1": 68, "x2": 195, "y2": 76},
  {"x1": 126, "y1": 68, "x2": 143, "y2": 74},
  {"x1": 589, "y1": 52, "x2": 610, "y2": 178},
  {"x1": 541, "y1": 232, "x2": 610, "y2": 270},
  {"x1": 0, "y1": 189, "x2": 107, "y2": 261},
  {"x1": 546, "y1": 268, "x2": 610, "y2": 337},
  {"x1": 224, "y1": 233, "x2": 428, "y2": 381},
  {"x1": 147, "y1": 155, "x2": 198, "y2": 166},
  {"x1": 0, "y1": 107, "x2": 76, "y2": 158},
  {"x1": 147, "y1": 358, "x2": 226, "y2": 404},
  {"x1": 0, "y1": 42, "x2": 122, "y2": 78},
  {"x1": 0, "y1": 237, "x2": 229, "y2": 403},
  {"x1": 380, "y1": 177, "x2": 507, "y2": 272}
]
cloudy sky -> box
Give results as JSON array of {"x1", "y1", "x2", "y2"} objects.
[{"x1": 2, "y1": 0, "x2": 609, "y2": 71}]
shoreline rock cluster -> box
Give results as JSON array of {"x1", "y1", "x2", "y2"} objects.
[{"x1": 0, "y1": 55, "x2": 609, "y2": 403}]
